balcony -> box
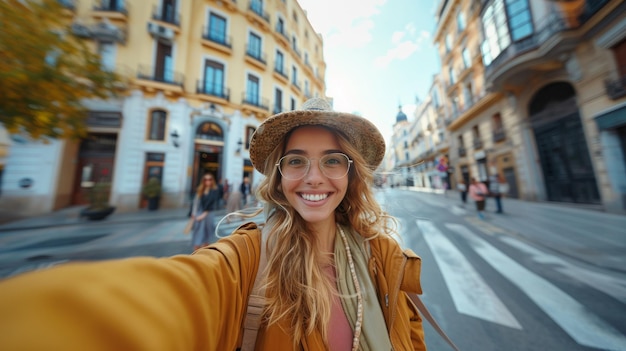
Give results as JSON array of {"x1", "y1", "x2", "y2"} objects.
[
  {"x1": 92, "y1": 0, "x2": 128, "y2": 21},
  {"x1": 473, "y1": 139, "x2": 483, "y2": 149},
  {"x1": 274, "y1": 25, "x2": 290, "y2": 48},
  {"x1": 246, "y1": 1, "x2": 270, "y2": 31},
  {"x1": 196, "y1": 81, "x2": 230, "y2": 101},
  {"x1": 152, "y1": 5, "x2": 180, "y2": 26},
  {"x1": 273, "y1": 66, "x2": 289, "y2": 84},
  {"x1": 244, "y1": 48, "x2": 267, "y2": 70},
  {"x1": 605, "y1": 72, "x2": 626, "y2": 100},
  {"x1": 202, "y1": 28, "x2": 232, "y2": 55},
  {"x1": 492, "y1": 128, "x2": 506, "y2": 142},
  {"x1": 136, "y1": 65, "x2": 184, "y2": 96},
  {"x1": 241, "y1": 93, "x2": 270, "y2": 118},
  {"x1": 484, "y1": 0, "x2": 610, "y2": 90},
  {"x1": 208, "y1": 0, "x2": 237, "y2": 12},
  {"x1": 458, "y1": 147, "x2": 467, "y2": 157}
]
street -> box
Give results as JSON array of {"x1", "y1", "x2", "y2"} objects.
[{"x1": 1, "y1": 188, "x2": 625, "y2": 350}]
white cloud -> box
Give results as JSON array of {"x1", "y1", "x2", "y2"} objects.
[
  {"x1": 298, "y1": 0, "x2": 387, "y2": 48},
  {"x1": 374, "y1": 26, "x2": 431, "y2": 68}
]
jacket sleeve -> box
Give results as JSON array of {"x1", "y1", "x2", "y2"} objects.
[{"x1": 0, "y1": 225, "x2": 261, "y2": 351}]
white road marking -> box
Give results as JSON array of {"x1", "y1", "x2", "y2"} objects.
[
  {"x1": 417, "y1": 220, "x2": 522, "y2": 329},
  {"x1": 447, "y1": 223, "x2": 626, "y2": 351},
  {"x1": 500, "y1": 236, "x2": 626, "y2": 304}
]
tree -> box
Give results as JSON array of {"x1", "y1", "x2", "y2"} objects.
[{"x1": 0, "y1": 0, "x2": 126, "y2": 140}]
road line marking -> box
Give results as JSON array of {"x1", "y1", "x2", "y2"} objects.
[
  {"x1": 447, "y1": 223, "x2": 626, "y2": 351},
  {"x1": 417, "y1": 219, "x2": 522, "y2": 329}
]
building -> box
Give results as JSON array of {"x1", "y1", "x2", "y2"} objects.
[
  {"x1": 0, "y1": 0, "x2": 326, "y2": 216},
  {"x1": 424, "y1": 0, "x2": 626, "y2": 213}
]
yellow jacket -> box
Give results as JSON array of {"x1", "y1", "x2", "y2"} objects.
[{"x1": 0, "y1": 222, "x2": 425, "y2": 350}]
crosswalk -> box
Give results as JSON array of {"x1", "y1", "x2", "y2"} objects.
[{"x1": 415, "y1": 219, "x2": 626, "y2": 351}]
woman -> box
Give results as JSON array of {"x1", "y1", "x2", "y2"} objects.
[
  {"x1": 469, "y1": 177, "x2": 488, "y2": 219},
  {"x1": 0, "y1": 98, "x2": 426, "y2": 350},
  {"x1": 190, "y1": 174, "x2": 220, "y2": 250}
]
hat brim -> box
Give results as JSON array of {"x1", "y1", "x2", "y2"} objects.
[{"x1": 250, "y1": 109, "x2": 386, "y2": 175}]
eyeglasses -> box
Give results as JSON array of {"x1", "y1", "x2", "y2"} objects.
[
  {"x1": 204, "y1": 178, "x2": 214, "y2": 182},
  {"x1": 276, "y1": 153, "x2": 353, "y2": 180}
]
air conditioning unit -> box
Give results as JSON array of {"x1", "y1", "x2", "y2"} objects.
[{"x1": 147, "y1": 22, "x2": 174, "y2": 41}]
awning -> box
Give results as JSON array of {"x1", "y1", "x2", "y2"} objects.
[{"x1": 595, "y1": 105, "x2": 626, "y2": 130}]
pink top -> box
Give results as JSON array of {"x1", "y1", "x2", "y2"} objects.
[
  {"x1": 469, "y1": 182, "x2": 488, "y2": 201},
  {"x1": 324, "y1": 265, "x2": 353, "y2": 351}
]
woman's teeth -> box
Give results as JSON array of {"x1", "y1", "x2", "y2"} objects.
[{"x1": 301, "y1": 193, "x2": 328, "y2": 202}]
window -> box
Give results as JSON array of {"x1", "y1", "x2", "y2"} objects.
[
  {"x1": 304, "y1": 80, "x2": 310, "y2": 96},
  {"x1": 275, "y1": 50, "x2": 284, "y2": 73},
  {"x1": 247, "y1": 32, "x2": 262, "y2": 58},
  {"x1": 463, "y1": 83, "x2": 474, "y2": 107},
  {"x1": 274, "y1": 88, "x2": 283, "y2": 113},
  {"x1": 445, "y1": 33, "x2": 453, "y2": 52},
  {"x1": 155, "y1": 42, "x2": 173, "y2": 83},
  {"x1": 506, "y1": 0, "x2": 532, "y2": 41},
  {"x1": 292, "y1": 65, "x2": 298, "y2": 84},
  {"x1": 208, "y1": 12, "x2": 227, "y2": 44},
  {"x1": 148, "y1": 110, "x2": 167, "y2": 140},
  {"x1": 276, "y1": 17, "x2": 285, "y2": 34},
  {"x1": 251, "y1": 0, "x2": 263, "y2": 14},
  {"x1": 457, "y1": 10, "x2": 466, "y2": 32},
  {"x1": 493, "y1": 113, "x2": 504, "y2": 130},
  {"x1": 246, "y1": 74, "x2": 260, "y2": 105},
  {"x1": 462, "y1": 48, "x2": 472, "y2": 68},
  {"x1": 481, "y1": 0, "x2": 511, "y2": 66},
  {"x1": 203, "y1": 60, "x2": 225, "y2": 97},
  {"x1": 98, "y1": 41, "x2": 116, "y2": 71},
  {"x1": 448, "y1": 66, "x2": 455, "y2": 85},
  {"x1": 290, "y1": 97, "x2": 296, "y2": 110}
]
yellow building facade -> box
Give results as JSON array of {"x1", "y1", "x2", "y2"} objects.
[
  {"x1": 1, "y1": 0, "x2": 326, "y2": 216},
  {"x1": 426, "y1": 0, "x2": 626, "y2": 213}
]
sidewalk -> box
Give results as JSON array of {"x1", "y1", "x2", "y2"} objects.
[
  {"x1": 408, "y1": 187, "x2": 626, "y2": 274},
  {"x1": 0, "y1": 206, "x2": 204, "y2": 232}
]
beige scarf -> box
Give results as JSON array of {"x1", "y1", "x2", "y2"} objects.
[{"x1": 335, "y1": 226, "x2": 393, "y2": 351}]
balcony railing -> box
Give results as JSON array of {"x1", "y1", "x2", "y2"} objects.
[
  {"x1": 196, "y1": 81, "x2": 230, "y2": 101},
  {"x1": 93, "y1": 1, "x2": 127, "y2": 15},
  {"x1": 492, "y1": 129, "x2": 506, "y2": 142},
  {"x1": 605, "y1": 72, "x2": 626, "y2": 100},
  {"x1": 458, "y1": 147, "x2": 467, "y2": 157},
  {"x1": 248, "y1": 1, "x2": 270, "y2": 23},
  {"x1": 274, "y1": 67, "x2": 289, "y2": 80},
  {"x1": 473, "y1": 139, "x2": 483, "y2": 149},
  {"x1": 152, "y1": 5, "x2": 180, "y2": 26},
  {"x1": 241, "y1": 93, "x2": 269, "y2": 110},
  {"x1": 245, "y1": 48, "x2": 266, "y2": 65},
  {"x1": 137, "y1": 65, "x2": 184, "y2": 86},
  {"x1": 202, "y1": 28, "x2": 232, "y2": 48}
]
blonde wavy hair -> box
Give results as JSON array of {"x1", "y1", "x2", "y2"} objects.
[
  {"x1": 195, "y1": 174, "x2": 217, "y2": 196},
  {"x1": 254, "y1": 126, "x2": 397, "y2": 345}
]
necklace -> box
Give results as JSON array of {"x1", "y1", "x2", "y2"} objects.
[{"x1": 338, "y1": 226, "x2": 363, "y2": 351}]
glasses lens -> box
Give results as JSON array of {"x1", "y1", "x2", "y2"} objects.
[
  {"x1": 278, "y1": 155, "x2": 310, "y2": 180},
  {"x1": 320, "y1": 153, "x2": 351, "y2": 179}
]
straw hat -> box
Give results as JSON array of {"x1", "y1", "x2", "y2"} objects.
[{"x1": 250, "y1": 98, "x2": 386, "y2": 175}]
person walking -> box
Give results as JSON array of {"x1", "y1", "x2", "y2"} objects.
[
  {"x1": 240, "y1": 176, "x2": 252, "y2": 207},
  {"x1": 457, "y1": 179, "x2": 468, "y2": 206},
  {"x1": 190, "y1": 174, "x2": 220, "y2": 250},
  {"x1": 493, "y1": 174, "x2": 509, "y2": 214},
  {"x1": 469, "y1": 177, "x2": 488, "y2": 219},
  {"x1": 0, "y1": 98, "x2": 427, "y2": 350}
]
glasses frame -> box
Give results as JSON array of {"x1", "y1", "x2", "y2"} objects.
[{"x1": 275, "y1": 152, "x2": 353, "y2": 180}]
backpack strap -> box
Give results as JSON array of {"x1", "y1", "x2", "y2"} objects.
[
  {"x1": 240, "y1": 229, "x2": 268, "y2": 351},
  {"x1": 408, "y1": 293, "x2": 461, "y2": 351}
]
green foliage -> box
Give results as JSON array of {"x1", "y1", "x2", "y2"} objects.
[
  {"x1": 0, "y1": 0, "x2": 127, "y2": 140},
  {"x1": 88, "y1": 182, "x2": 111, "y2": 210},
  {"x1": 142, "y1": 178, "x2": 162, "y2": 198}
]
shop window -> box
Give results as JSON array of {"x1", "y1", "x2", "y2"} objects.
[{"x1": 148, "y1": 110, "x2": 167, "y2": 141}]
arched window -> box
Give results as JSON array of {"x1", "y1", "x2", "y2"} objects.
[
  {"x1": 196, "y1": 122, "x2": 223, "y2": 141},
  {"x1": 148, "y1": 110, "x2": 167, "y2": 141}
]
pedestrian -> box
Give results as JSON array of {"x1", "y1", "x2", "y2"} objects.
[
  {"x1": 225, "y1": 188, "x2": 243, "y2": 223},
  {"x1": 240, "y1": 176, "x2": 251, "y2": 207},
  {"x1": 457, "y1": 179, "x2": 467, "y2": 206},
  {"x1": 469, "y1": 177, "x2": 488, "y2": 219},
  {"x1": 493, "y1": 174, "x2": 509, "y2": 214},
  {"x1": 0, "y1": 98, "x2": 426, "y2": 350},
  {"x1": 190, "y1": 173, "x2": 220, "y2": 250}
]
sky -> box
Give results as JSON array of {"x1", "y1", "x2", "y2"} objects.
[{"x1": 297, "y1": 0, "x2": 441, "y2": 143}]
